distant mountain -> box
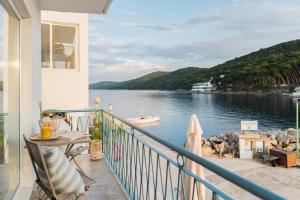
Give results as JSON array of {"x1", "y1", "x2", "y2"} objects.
[
  {"x1": 90, "y1": 68, "x2": 210, "y2": 90},
  {"x1": 89, "y1": 81, "x2": 118, "y2": 89},
  {"x1": 90, "y1": 39, "x2": 300, "y2": 91},
  {"x1": 89, "y1": 71, "x2": 169, "y2": 89}
]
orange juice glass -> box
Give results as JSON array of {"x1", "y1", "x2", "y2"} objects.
[{"x1": 41, "y1": 126, "x2": 52, "y2": 139}]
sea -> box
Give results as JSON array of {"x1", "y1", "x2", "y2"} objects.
[{"x1": 89, "y1": 90, "x2": 296, "y2": 146}]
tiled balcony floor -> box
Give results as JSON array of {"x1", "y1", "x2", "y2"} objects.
[{"x1": 30, "y1": 155, "x2": 128, "y2": 200}]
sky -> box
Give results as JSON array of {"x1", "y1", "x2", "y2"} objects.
[
  {"x1": 0, "y1": 1, "x2": 300, "y2": 83},
  {"x1": 88, "y1": 0, "x2": 300, "y2": 83}
]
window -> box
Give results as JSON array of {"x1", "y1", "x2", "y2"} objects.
[
  {"x1": 41, "y1": 22, "x2": 79, "y2": 69},
  {"x1": 0, "y1": 2, "x2": 20, "y2": 199}
]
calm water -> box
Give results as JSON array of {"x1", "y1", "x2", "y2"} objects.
[{"x1": 89, "y1": 90, "x2": 296, "y2": 146}]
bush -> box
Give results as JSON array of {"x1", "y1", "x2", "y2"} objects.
[{"x1": 289, "y1": 85, "x2": 296, "y2": 93}]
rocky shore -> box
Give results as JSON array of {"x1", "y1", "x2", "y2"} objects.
[{"x1": 202, "y1": 128, "x2": 299, "y2": 157}]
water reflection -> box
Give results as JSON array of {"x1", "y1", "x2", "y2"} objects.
[{"x1": 89, "y1": 90, "x2": 295, "y2": 146}]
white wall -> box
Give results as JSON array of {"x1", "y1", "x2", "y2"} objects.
[{"x1": 41, "y1": 11, "x2": 89, "y2": 110}]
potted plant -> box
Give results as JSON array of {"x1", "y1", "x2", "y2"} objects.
[{"x1": 89, "y1": 112, "x2": 103, "y2": 160}]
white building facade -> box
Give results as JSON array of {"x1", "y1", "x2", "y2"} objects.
[
  {"x1": 0, "y1": 0, "x2": 112, "y2": 199},
  {"x1": 41, "y1": 11, "x2": 89, "y2": 110}
]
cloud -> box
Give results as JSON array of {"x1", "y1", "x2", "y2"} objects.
[
  {"x1": 121, "y1": 10, "x2": 139, "y2": 17},
  {"x1": 89, "y1": 0, "x2": 300, "y2": 82}
]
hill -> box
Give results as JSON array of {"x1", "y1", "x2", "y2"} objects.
[
  {"x1": 89, "y1": 71, "x2": 169, "y2": 89},
  {"x1": 210, "y1": 39, "x2": 300, "y2": 90},
  {"x1": 90, "y1": 39, "x2": 300, "y2": 91},
  {"x1": 90, "y1": 68, "x2": 210, "y2": 90},
  {"x1": 138, "y1": 67, "x2": 210, "y2": 90}
]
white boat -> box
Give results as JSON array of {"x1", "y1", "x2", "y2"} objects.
[
  {"x1": 191, "y1": 81, "x2": 214, "y2": 93},
  {"x1": 292, "y1": 87, "x2": 300, "y2": 98},
  {"x1": 127, "y1": 116, "x2": 160, "y2": 124}
]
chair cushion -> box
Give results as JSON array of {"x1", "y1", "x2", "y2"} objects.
[
  {"x1": 39, "y1": 147, "x2": 85, "y2": 195},
  {"x1": 68, "y1": 146, "x2": 89, "y2": 157}
]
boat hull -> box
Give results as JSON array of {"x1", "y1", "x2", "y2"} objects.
[{"x1": 128, "y1": 117, "x2": 160, "y2": 124}]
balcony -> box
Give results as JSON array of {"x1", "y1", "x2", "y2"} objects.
[
  {"x1": 30, "y1": 156, "x2": 127, "y2": 200},
  {"x1": 30, "y1": 109, "x2": 284, "y2": 200}
]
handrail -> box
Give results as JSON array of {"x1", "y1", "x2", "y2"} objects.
[
  {"x1": 42, "y1": 108, "x2": 101, "y2": 113},
  {"x1": 44, "y1": 108, "x2": 285, "y2": 199},
  {"x1": 101, "y1": 109, "x2": 284, "y2": 200}
]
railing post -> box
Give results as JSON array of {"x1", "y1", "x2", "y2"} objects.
[
  {"x1": 101, "y1": 110, "x2": 104, "y2": 155},
  {"x1": 212, "y1": 192, "x2": 219, "y2": 200},
  {"x1": 110, "y1": 116, "x2": 114, "y2": 158}
]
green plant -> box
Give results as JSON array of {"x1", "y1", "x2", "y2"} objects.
[
  {"x1": 90, "y1": 112, "x2": 102, "y2": 140},
  {"x1": 289, "y1": 85, "x2": 296, "y2": 93}
]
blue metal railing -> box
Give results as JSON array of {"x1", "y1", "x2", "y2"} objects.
[
  {"x1": 43, "y1": 109, "x2": 285, "y2": 200},
  {"x1": 101, "y1": 110, "x2": 285, "y2": 200}
]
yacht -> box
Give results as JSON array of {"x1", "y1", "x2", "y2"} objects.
[
  {"x1": 292, "y1": 86, "x2": 300, "y2": 98},
  {"x1": 191, "y1": 81, "x2": 214, "y2": 93}
]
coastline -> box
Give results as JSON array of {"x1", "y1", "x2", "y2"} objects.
[
  {"x1": 211, "y1": 89, "x2": 292, "y2": 96},
  {"x1": 89, "y1": 88, "x2": 294, "y2": 96}
]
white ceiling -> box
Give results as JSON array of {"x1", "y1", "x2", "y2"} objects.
[{"x1": 39, "y1": 0, "x2": 113, "y2": 14}]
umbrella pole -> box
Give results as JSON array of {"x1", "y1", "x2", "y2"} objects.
[{"x1": 297, "y1": 99, "x2": 299, "y2": 159}]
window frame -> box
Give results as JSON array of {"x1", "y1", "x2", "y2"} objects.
[{"x1": 41, "y1": 21, "x2": 80, "y2": 71}]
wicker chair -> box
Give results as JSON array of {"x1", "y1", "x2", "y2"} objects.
[{"x1": 23, "y1": 135, "x2": 93, "y2": 200}]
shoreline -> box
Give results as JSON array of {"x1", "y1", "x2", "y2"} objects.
[
  {"x1": 202, "y1": 128, "x2": 298, "y2": 158},
  {"x1": 89, "y1": 88, "x2": 294, "y2": 96},
  {"x1": 211, "y1": 89, "x2": 292, "y2": 96}
]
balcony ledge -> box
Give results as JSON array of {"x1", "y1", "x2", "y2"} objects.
[{"x1": 39, "y1": 0, "x2": 113, "y2": 14}]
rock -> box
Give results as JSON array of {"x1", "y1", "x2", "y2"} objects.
[
  {"x1": 202, "y1": 146, "x2": 214, "y2": 157},
  {"x1": 286, "y1": 144, "x2": 295, "y2": 151},
  {"x1": 212, "y1": 141, "x2": 229, "y2": 156},
  {"x1": 225, "y1": 132, "x2": 239, "y2": 144},
  {"x1": 209, "y1": 136, "x2": 223, "y2": 144},
  {"x1": 287, "y1": 128, "x2": 296, "y2": 136},
  {"x1": 201, "y1": 138, "x2": 211, "y2": 148},
  {"x1": 229, "y1": 142, "x2": 239, "y2": 157},
  {"x1": 276, "y1": 132, "x2": 292, "y2": 146},
  {"x1": 286, "y1": 143, "x2": 300, "y2": 151},
  {"x1": 286, "y1": 128, "x2": 297, "y2": 143}
]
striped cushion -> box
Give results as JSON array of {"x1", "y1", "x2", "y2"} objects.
[{"x1": 39, "y1": 147, "x2": 85, "y2": 195}]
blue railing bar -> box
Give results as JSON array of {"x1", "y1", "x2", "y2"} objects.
[
  {"x1": 121, "y1": 131, "x2": 231, "y2": 199},
  {"x1": 180, "y1": 164, "x2": 232, "y2": 199},
  {"x1": 0, "y1": 112, "x2": 8, "y2": 116},
  {"x1": 102, "y1": 110, "x2": 285, "y2": 200},
  {"x1": 43, "y1": 108, "x2": 102, "y2": 114},
  {"x1": 119, "y1": 130, "x2": 231, "y2": 199}
]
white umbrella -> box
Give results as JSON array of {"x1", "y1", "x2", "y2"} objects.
[{"x1": 184, "y1": 114, "x2": 205, "y2": 200}]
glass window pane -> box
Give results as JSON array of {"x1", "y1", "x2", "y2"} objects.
[
  {"x1": 41, "y1": 24, "x2": 50, "y2": 68},
  {"x1": 0, "y1": 3, "x2": 20, "y2": 199},
  {"x1": 52, "y1": 25, "x2": 76, "y2": 69}
]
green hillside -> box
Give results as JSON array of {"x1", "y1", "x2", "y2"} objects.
[
  {"x1": 138, "y1": 67, "x2": 210, "y2": 90},
  {"x1": 90, "y1": 39, "x2": 300, "y2": 91},
  {"x1": 89, "y1": 81, "x2": 118, "y2": 89},
  {"x1": 210, "y1": 39, "x2": 300, "y2": 90},
  {"x1": 89, "y1": 71, "x2": 169, "y2": 89}
]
